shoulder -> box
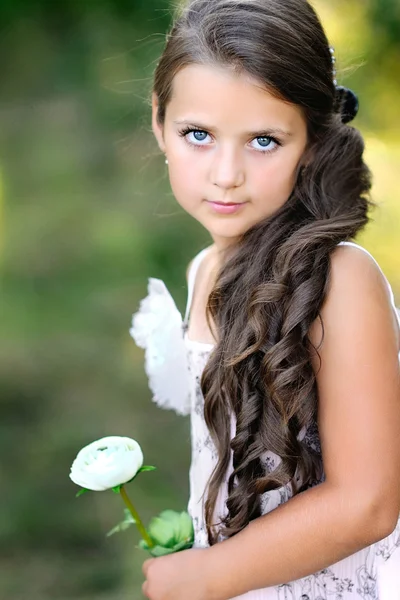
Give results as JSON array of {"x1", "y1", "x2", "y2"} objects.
[
  {"x1": 331, "y1": 241, "x2": 390, "y2": 292},
  {"x1": 308, "y1": 242, "x2": 399, "y2": 354},
  {"x1": 327, "y1": 243, "x2": 395, "y2": 323}
]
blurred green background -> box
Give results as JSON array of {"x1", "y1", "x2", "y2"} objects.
[{"x1": 0, "y1": 0, "x2": 398, "y2": 598}]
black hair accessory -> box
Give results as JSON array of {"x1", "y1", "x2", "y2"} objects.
[
  {"x1": 334, "y1": 86, "x2": 359, "y2": 124},
  {"x1": 329, "y1": 47, "x2": 359, "y2": 124}
]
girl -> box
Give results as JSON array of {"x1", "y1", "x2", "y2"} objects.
[{"x1": 130, "y1": 0, "x2": 400, "y2": 598}]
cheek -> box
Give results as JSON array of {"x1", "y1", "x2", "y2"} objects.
[
  {"x1": 167, "y1": 162, "x2": 198, "y2": 206},
  {"x1": 252, "y1": 154, "x2": 299, "y2": 200},
  {"x1": 167, "y1": 149, "x2": 206, "y2": 199}
]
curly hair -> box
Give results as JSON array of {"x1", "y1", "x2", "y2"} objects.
[{"x1": 152, "y1": 0, "x2": 373, "y2": 545}]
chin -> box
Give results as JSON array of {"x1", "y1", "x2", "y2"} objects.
[{"x1": 207, "y1": 225, "x2": 248, "y2": 241}]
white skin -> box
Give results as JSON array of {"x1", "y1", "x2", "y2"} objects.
[{"x1": 152, "y1": 63, "x2": 309, "y2": 254}]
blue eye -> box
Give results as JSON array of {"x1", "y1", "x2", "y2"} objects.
[
  {"x1": 179, "y1": 127, "x2": 211, "y2": 146},
  {"x1": 251, "y1": 136, "x2": 278, "y2": 152},
  {"x1": 192, "y1": 130, "x2": 208, "y2": 142},
  {"x1": 187, "y1": 129, "x2": 210, "y2": 144},
  {"x1": 257, "y1": 137, "x2": 272, "y2": 147}
]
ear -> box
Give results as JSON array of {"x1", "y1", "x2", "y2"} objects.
[{"x1": 151, "y1": 93, "x2": 166, "y2": 153}]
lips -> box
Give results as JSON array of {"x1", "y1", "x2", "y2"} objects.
[
  {"x1": 208, "y1": 201, "x2": 244, "y2": 205},
  {"x1": 205, "y1": 200, "x2": 247, "y2": 214}
]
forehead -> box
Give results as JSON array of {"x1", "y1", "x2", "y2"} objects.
[{"x1": 166, "y1": 63, "x2": 305, "y2": 132}]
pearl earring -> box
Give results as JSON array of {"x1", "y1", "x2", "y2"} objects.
[{"x1": 165, "y1": 158, "x2": 169, "y2": 165}]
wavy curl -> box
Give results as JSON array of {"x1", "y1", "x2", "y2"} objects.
[{"x1": 152, "y1": 0, "x2": 374, "y2": 545}]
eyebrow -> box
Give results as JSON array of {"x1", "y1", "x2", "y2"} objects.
[{"x1": 173, "y1": 119, "x2": 293, "y2": 137}]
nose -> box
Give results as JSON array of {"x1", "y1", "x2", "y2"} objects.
[{"x1": 210, "y1": 146, "x2": 245, "y2": 190}]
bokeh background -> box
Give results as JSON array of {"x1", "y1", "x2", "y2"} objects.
[{"x1": 0, "y1": 0, "x2": 399, "y2": 598}]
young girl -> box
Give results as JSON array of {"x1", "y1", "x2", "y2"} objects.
[{"x1": 130, "y1": 0, "x2": 400, "y2": 598}]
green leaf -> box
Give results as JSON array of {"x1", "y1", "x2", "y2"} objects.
[
  {"x1": 106, "y1": 509, "x2": 136, "y2": 537},
  {"x1": 122, "y1": 508, "x2": 136, "y2": 521},
  {"x1": 148, "y1": 545, "x2": 176, "y2": 557},
  {"x1": 75, "y1": 488, "x2": 90, "y2": 497},
  {"x1": 138, "y1": 535, "x2": 193, "y2": 556},
  {"x1": 106, "y1": 519, "x2": 135, "y2": 537},
  {"x1": 124, "y1": 466, "x2": 157, "y2": 485},
  {"x1": 172, "y1": 539, "x2": 194, "y2": 552},
  {"x1": 137, "y1": 465, "x2": 157, "y2": 473},
  {"x1": 138, "y1": 539, "x2": 149, "y2": 550}
]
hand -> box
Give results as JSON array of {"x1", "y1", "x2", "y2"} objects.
[{"x1": 142, "y1": 547, "x2": 218, "y2": 600}]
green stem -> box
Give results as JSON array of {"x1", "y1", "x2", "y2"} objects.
[{"x1": 120, "y1": 485, "x2": 154, "y2": 548}]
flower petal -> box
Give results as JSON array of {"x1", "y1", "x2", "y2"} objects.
[{"x1": 69, "y1": 436, "x2": 144, "y2": 491}]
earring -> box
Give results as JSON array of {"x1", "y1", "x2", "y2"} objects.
[{"x1": 165, "y1": 158, "x2": 169, "y2": 165}]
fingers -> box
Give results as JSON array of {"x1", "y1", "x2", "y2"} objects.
[
  {"x1": 142, "y1": 558, "x2": 154, "y2": 598},
  {"x1": 142, "y1": 558, "x2": 154, "y2": 577},
  {"x1": 142, "y1": 580, "x2": 149, "y2": 598}
]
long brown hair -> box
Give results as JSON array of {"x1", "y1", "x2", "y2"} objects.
[{"x1": 153, "y1": 0, "x2": 373, "y2": 545}]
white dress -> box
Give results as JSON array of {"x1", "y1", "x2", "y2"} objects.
[{"x1": 130, "y1": 241, "x2": 400, "y2": 600}]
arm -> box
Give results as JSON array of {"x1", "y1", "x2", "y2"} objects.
[{"x1": 205, "y1": 245, "x2": 400, "y2": 599}]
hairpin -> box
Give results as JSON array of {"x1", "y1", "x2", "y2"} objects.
[{"x1": 329, "y1": 46, "x2": 337, "y2": 86}]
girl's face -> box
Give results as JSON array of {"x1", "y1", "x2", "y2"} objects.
[{"x1": 152, "y1": 64, "x2": 308, "y2": 250}]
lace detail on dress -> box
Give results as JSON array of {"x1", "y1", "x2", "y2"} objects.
[{"x1": 129, "y1": 278, "x2": 191, "y2": 416}]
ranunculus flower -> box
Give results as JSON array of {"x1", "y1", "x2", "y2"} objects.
[
  {"x1": 70, "y1": 436, "x2": 194, "y2": 556},
  {"x1": 139, "y1": 510, "x2": 194, "y2": 557},
  {"x1": 69, "y1": 436, "x2": 144, "y2": 491}
]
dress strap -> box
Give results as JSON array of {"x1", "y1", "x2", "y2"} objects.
[{"x1": 184, "y1": 246, "x2": 213, "y2": 325}]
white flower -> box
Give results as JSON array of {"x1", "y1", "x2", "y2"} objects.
[
  {"x1": 69, "y1": 436, "x2": 143, "y2": 491},
  {"x1": 129, "y1": 278, "x2": 192, "y2": 416}
]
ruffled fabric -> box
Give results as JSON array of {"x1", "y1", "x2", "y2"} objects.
[{"x1": 129, "y1": 278, "x2": 191, "y2": 416}]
